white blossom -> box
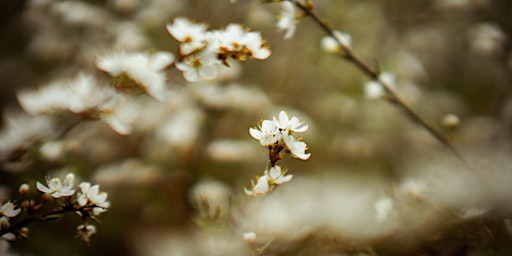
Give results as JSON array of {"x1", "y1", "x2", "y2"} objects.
[
  {"x1": 17, "y1": 79, "x2": 75, "y2": 115},
  {"x1": 77, "y1": 182, "x2": 110, "y2": 216},
  {"x1": 244, "y1": 175, "x2": 270, "y2": 196},
  {"x1": 167, "y1": 17, "x2": 271, "y2": 82},
  {"x1": 175, "y1": 50, "x2": 220, "y2": 82},
  {"x1": 166, "y1": 17, "x2": 208, "y2": 55},
  {"x1": 99, "y1": 95, "x2": 140, "y2": 135},
  {"x1": 321, "y1": 30, "x2": 352, "y2": 52},
  {"x1": 282, "y1": 130, "x2": 310, "y2": 160},
  {"x1": 249, "y1": 120, "x2": 280, "y2": 147},
  {"x1": 273, "y1": 111, "x2": 308, "y2": 133},
  {"x1": 364, "y1": 72, "x2": 396, "y2": 99},
  {"x1": 67, "y1": 73, "x2": 116, "y2": 114},
  {"x1": 0, "y1": 111, "x2": 52, "y2": 158},
  {"x1": 266, "y1": 165, "x2": 293, "y2": 185},
  {"x1": 242, "y1": 232, "x2": 257, "y2": 243},
  {"x1": 276, "y1": 1, "x2": 296, "y2": 39},
  {"x1": 18, "y1": 73, "x2": 116, "y2": 115},
  {"x1": 0, "y1": 202, "x2": 20, "y2": 218},
  {"x1": 76, "y1": 224, "x2": 96, "y2": 243},
  {"x1": 96, "y1": 51, "x2": 174, "y2": 101},
  {"x1": 36, "y1": 173, "x2": 75, "y2": 198}
]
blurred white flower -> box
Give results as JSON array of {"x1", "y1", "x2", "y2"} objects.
[
  {"x1": 442, "y1": 113, "x2": 461, "y2": 130},
  {"x1": 0, "y1": 110, "x2": 52, "y2": 159},
  {"x1": 364, "y1": 72, "x2": 396, "y2": 99},
  {"x1": 166, "y1": 17, "x2": 208, "y2": 55},
  {"x1": 282, "y1": 130, "x2": 310, "y2": 160},
  {"x1": 276, "y1": 1, "x2": 296, "y2": 39},
  {"x1": 18, "y1": 73, "x2": 116, "y2": 115},
  {"x1": 78, "y1": 182, "x2": 110, "y2": 216},
  {"x1": 266, "y1": 165, "x2": 293, "y2": 185},
  {"x1": 76, "y1": 224, "x2": 96, "y2": 244},
  {"x1": 239, "y1": 30, "x2": 271, "y2": 60},
  {"x1": 157, "y1": 109, "x2": 204, "y2": 150},
  {"x1": 469, "y1": 22, "x2": 505, "y2": 56},
  {"x1": 17, "y1": 79, "x2": 74, "y2": 115},
  {"x1": 321, "y1": 30, "x2": 352, "y2": 52},
  {"x1": 249, "y1": 120, "x2": 280, "y2": 147},
  {"x1": 242, "y1": 231, "x2": 257, "y2": 243},
  {"x1": 175, "y1": 50, "x2": 220, "y2": 82},
  {"x1": 67, "y1": 73, "x2": 116, "y2": 114},
  {"x1": 244, "y1": 175, "x2": 270, "y2": 196},
  {"x1": 36, "y1": 173, "x2": 75, "y2": 198},
  {"x1": 96, "y1": 51, "x2": 174, "y2": 101},
  {"x1": 99, "y1": 95, "x2": 140, "y2": 135},
  {"x1": 207, "y1": 139, "x2": 258, "y2": 162},
  {"x1": 273, "y1": 110, "x2": 308, "y2": 133},
  {"x1": 0, "y1": 202, "x2": 20, "y2": 218}
]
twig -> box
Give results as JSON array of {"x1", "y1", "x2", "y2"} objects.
[{"x1": 290, "y1": 0, "x2": 465, "y2": 161}]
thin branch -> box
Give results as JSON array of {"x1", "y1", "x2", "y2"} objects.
[{"x1": 290, "y1": 0, "x2": 464, "y2": 161}]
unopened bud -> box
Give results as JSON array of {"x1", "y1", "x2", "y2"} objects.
[{"x1": 19, "y1": 184, "x2": 30, "y2": 197}]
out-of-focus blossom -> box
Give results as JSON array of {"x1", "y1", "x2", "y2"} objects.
[
  {"x1": 99, "y1": 95, "x2": 140, "y2": 135},
  {"x1": 166, "y1": 17, "x2": 208, "y2": 55},
  {"x1": 0, "y1": 202, "x2": 20, "y2": 218},
  {"x1": 276, "y1": 1, "x2": 296, "y2": 39},
  {"x1": 469, "y1": 22, "x2": 506, "y2": 56},
  {"x1": 175, "y1": 50, "x2": 220, "y2": 82},
  {"x1": 66, "y1": 73, "x2": 116, "y2": 114},
  {"x1": 207, "y1": 139, "x2": 259, "y2": 162},
  {"x1": 242, "y1": 231, "x2": 257, "y2": 243},
  {"x1": 0, "y1": 111, "x2": 52, "y2": 161},
  {"x1": 36, "y1": 173, "x2": 75, "y2": 198},
  {"x1": 244, "y1": 175, "x2": 270, "y2": 196},
  {"x1": 442, "y1": 113, "x2": 461, "y2": 130},
  {"x1": 321, "y1": 30, "x2": 352, "y2": 52},
  {"x1": 17, "y1": 73, "x2": 114, "y2": 115},
  {"x1": 364, "y1": 72, "x2": 396, "y2": 99},
  {"x1": 77, "y1": 224, "x2": 96, "y2": 244},
  {"x1": 96, "y1": 51, "x2": 175, "y2": 101}
]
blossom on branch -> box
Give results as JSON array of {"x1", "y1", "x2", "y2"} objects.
[
  {"x1": 249, "y1": 120, "x2": 280, "y2": 147},
  {"x1": 0, "y1": 202, "x2": 20, "y2": 219},
  {"x1": 36, "y1": 173, "x2": 75, "y2": 199},
  {"x1": 166, "y1": 17, "x2": 271, "y2": 82},
  {"x1": 96, "y1": 51, "x2": 175, "y2": 101},
  {"x1": 276, "y1": 1, "x2": 297, "y2": 39},
  {"x1": 77, "y1": 182, "x2": 110, "y2": 216}
]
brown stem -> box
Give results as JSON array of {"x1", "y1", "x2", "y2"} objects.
[{"x1": 290, "y1": 0, "x2": 464, "y2": 161}]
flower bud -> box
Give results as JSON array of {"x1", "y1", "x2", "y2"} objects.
[{"x1": 19, "y1": 184, "x2": 30, "y2": 197}]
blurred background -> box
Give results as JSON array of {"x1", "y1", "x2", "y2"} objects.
[{"x1": 1, "y1": 0, "x2": 512, "y2": 255}]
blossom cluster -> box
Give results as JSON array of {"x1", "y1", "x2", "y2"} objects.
[
  {"x1": 245, "y1": 111, "x2": 310, "y2": 196},
  {"x1": 249, "y1": 110, "x2": 310, "y2": 160},
  {"x1": 0, "y1": 173, "x2": 110, "y2": 247},
  {"x1": 36, "y1": 173, "x2": 110, "y2": 218},
  {"x1": 17, "y1": 73, "x2": 139, "y2": 135},
  {"x1": 166, "y1": 17, "x2": 271, "y2": 82}
]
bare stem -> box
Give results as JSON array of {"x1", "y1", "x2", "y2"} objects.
[{"x1": 290, "y1": 0, "x2": 464, "y2": 161}]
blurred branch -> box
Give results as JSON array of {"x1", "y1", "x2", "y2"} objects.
[{"x1": 289, "y1": 0, "x2": 464, "y2": 161}]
